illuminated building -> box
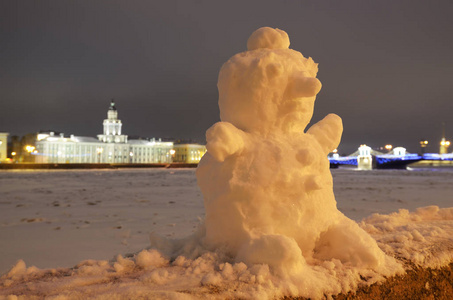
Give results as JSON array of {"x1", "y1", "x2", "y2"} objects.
[
  {"x1": 173, "y1": 143, "x2": 207, "y2": 163},
  {"x1": 0, "y1": 132, "x2": 8, "y2": 162},
  {"x1": 440, "y1": 138, "x2": 451, "y2": 154},
  {"x1": 97, "y1": 101, "x2": 127, "y2": 143},
  {"x1": 35, "y1": 101, "x2": 173, "y2": 164},
  {"x1": 439, "y1": 122, "x2": 451, "y2": 154},
  {"x1": 392, "y1": 147, "x2": 406, "y2": 156},
  {"x1": 357, "y1": 144, "x2": 372, "y2": 170}
]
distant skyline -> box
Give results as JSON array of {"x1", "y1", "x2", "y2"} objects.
[{"x1": 1, "y1": 1, "x2": 452, "y2": 154}]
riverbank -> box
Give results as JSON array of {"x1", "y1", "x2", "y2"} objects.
[{"x1": 0, "y1": 163, "x2": 198, "y2": 170}]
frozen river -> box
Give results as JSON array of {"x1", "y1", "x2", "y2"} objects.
[{"x1": 1, "y1": 167, "x2": 452, "y2": 274}]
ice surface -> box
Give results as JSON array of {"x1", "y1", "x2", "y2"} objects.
[{"x1": 0, "y1": 169, "x2": 203, "y2": 273}]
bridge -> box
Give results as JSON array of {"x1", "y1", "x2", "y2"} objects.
[{"x1": 329, "y1": 145, "x2": 453, "y2": 169}]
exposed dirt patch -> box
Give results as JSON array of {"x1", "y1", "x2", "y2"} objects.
[{"x1": 284, "y1": 262, "x2": 453, "y2": 300}]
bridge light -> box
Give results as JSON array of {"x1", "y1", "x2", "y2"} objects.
[{"x1": 385, "y1": 144, "x2": 393, "y2": 151}]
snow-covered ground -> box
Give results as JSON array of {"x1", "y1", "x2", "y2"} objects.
[
  {"x1": 1, "y1": 167, "x2": 452, "y2": 274},
  {"x1": 0, "y1": 169, "x2": 203, "y2": 274},
  {"x1": 0, "y1": 167, "x2": 452, "y2": 298}
]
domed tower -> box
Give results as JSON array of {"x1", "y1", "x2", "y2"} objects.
[{"x1": 97, "y1": 100, "x2": 128, "y2": 143}]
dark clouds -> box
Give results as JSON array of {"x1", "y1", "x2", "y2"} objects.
[{"x1": 1, "y1": 0, "x2": 452, "y2": 154}]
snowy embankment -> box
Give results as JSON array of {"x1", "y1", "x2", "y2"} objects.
[{"x1": 0, "y1": 168, "x2": 452, "y2": 299}]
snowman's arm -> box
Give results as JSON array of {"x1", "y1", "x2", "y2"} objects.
[
  {"x1": 205, "y1": 122, "x2": 247, "y2": 162},
  {"x1": 306, "y1": 114, "x2": 343, "y2": 154}
]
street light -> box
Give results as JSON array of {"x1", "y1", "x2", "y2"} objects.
[
  {"x1": 25, "y1": 145, "x2": 35, "y2": 153},
  {"x1": 419, "y1": 140, "x2": 429, "y2": 155},
  {"x1": 385, "y1": 144, "x2": 393, "y2": 152}
]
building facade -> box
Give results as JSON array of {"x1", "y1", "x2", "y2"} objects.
[
  {"x1": 173, "y1": 143, "x2": 207, "y2": 163},
  {"x1": 35, "y1": 101, "x2": 174, "y2": 164},
  {"x1": 0, "y1": 132, "x2": 8, "y2": 162}
]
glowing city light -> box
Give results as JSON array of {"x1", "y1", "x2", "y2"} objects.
[
  {"x1": 385, "y1": 144, "x2": 393, "y2": 151},
  {"x1": 440, "y1": 140, "x2": 451, "y2": 146},
  {"x1": 25, "y1": 145, "x2": 35, "y2": 153}
]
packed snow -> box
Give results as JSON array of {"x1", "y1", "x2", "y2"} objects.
[
  {"x1": 197, "y1": 26, "x2": 400, "y2": 290},
  {"x1": 1, "y1": 27, "x2": 452, "y2": 299}
]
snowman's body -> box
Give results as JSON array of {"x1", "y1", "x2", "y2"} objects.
[{"x1": 196, "y1": 27, "x2": 387, "y2": 271}]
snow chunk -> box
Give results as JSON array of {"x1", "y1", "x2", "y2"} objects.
[
  {"x1": 135, "y1": 249, "x2": 169, "y2": 270},
  {"x1": 75, "y1": 259, "x2": 109, "y2": 276},
  {"x1": 113, "y1": 255, "x2": 135, "y2": 273},
  {"x1": 237, "y1": 234, "x2": 305, "y2": 277},
  {"x1": 5, "y1": 260, "x2": 26, "y2": 278},
  {"x1": 247, "y1": 27, "x2": 290, "y2": 50}
]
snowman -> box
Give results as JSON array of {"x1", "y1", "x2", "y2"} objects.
[{"x1": 196, "y1": 27, "x2": 390, "y2": 274}]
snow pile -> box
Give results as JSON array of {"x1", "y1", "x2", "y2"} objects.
[
  {"x1": 1, "y1": 208, "x2": 452, "y2": 299},
  {"x1": 362, "y1": 206, "x2": 453, "y2": 267}
]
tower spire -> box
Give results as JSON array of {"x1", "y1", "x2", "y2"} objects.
[
  {"x1": 98, "y1": 99, "x2": 127, "y2": 143},
  {"x1": 109, "y1": 99, "x2": 116, "y2": 111}
]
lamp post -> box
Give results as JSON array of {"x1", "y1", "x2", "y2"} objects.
[{"x1": 419, "y1": 140, "x2": 428, "y2": 155}]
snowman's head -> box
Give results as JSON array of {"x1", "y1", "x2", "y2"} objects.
[{"x1": 218, "y1": 27, "x2": 322, "y2": 134}]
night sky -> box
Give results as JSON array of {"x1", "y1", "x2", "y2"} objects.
[{"x1": 1, "y1": 1, "x2": 452, "y2": 154}]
